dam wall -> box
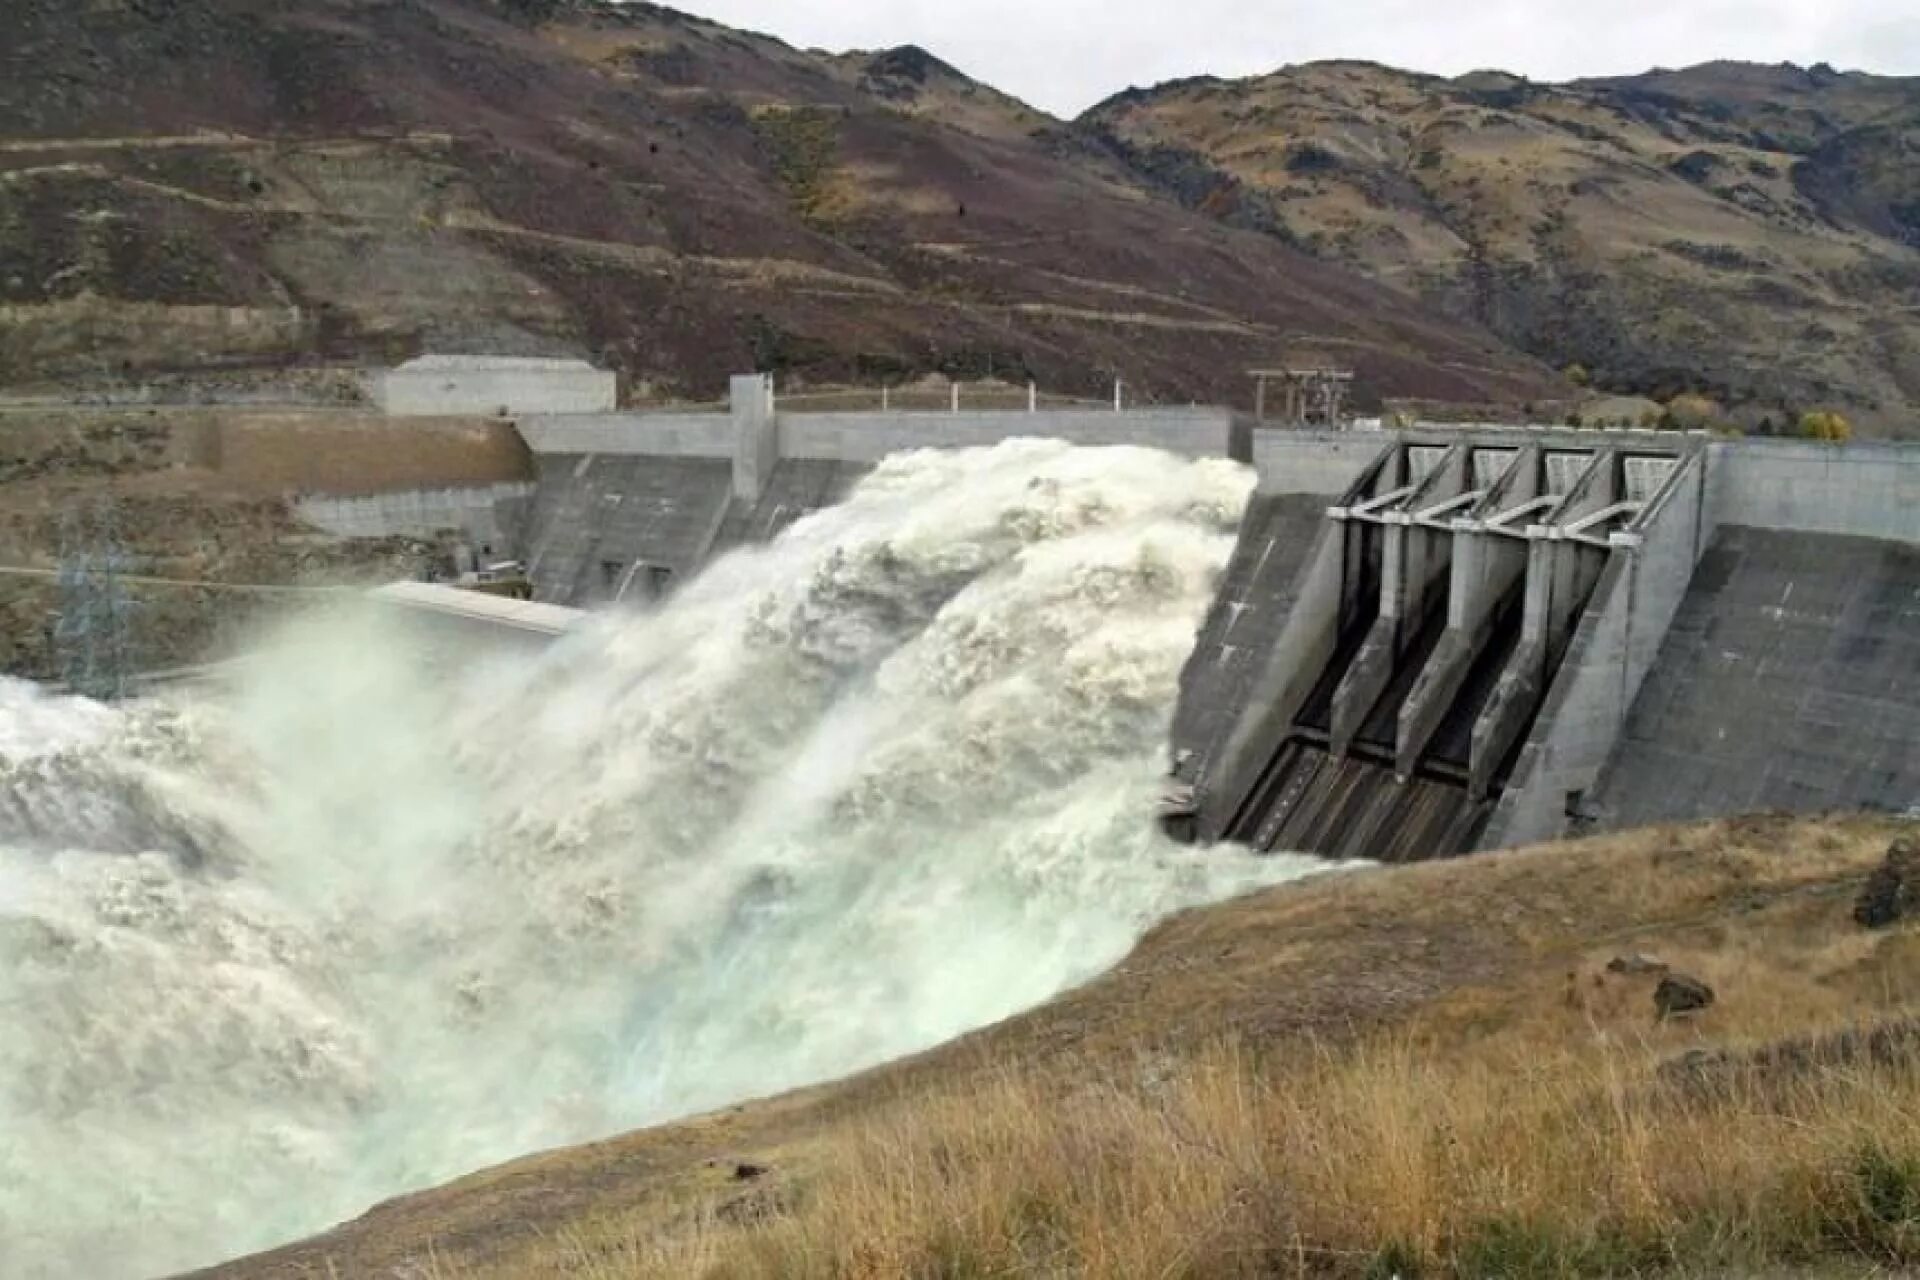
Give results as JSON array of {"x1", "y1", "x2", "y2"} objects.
[
  {"x1": 336, "y1": 360, "x2": 1915, "y2": 859},
  {"x1": 1709, "y1": 440, "x2": 1920, "y2": 543},
  {"x1": 1179, "y1": 426, "x2": 1920, "y2": 860},
  {"x1": 1480, "y1": 448, "x2": 1711, "y2": 848},
  {"x1": 516, "y1": 412, "x2": 734, "y2": 460},
  {"x1": 1589, "y1": 527, "x2": 1920, "y2": 827},
  {"x1": 512, "y1": 379, "x2": 1358, "y2": 606},
  {"x1": 1251, "y1": 428, "x2": 1387, "y2": 495},
  {"x1": 1184, "y1": 430, "x2": 1719, "y2": 860},
  {"x1": 340, "y1": 355, "x2": 1919, "y2": 861},
  {"x1": 520, "y1": 455, "x2": 735, "y2": 605},
  {"x1": 1170, "y1": 494, "x2": 1337, "y2": 789},
  {"x1": 780, "y1": 408, "x2": 1234, "y2": 462},
  {"x1": 375, "y1": 356, "x2": 617, "y2": 418}
]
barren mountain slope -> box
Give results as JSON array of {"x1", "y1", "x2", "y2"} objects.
[
  {"x1": 0, "y1": 0, "x2": 1556, "y2": 410},
  {"x1": 1086, "y1": 60, "x2": 1920, "y2": 432}
]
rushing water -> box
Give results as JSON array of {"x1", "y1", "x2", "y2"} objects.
[{"x1": 0, "y1": 441, "x2": 1331, "y2": 1277}]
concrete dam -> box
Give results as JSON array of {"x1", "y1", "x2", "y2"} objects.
[
  {"x1": 12, "y1": 364, "x2": 1914, "y2": 1274},
  {"x1": 365, "y1": 368, "x2": 1919, "y2": 863}
]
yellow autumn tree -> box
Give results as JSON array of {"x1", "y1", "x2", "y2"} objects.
[
  {"x1": 1661, "y1": 393, "x2": 1723, "y2": 432},
  {"x1": 1799, "y1": 410, "x2": 1853, "y2": 442}
]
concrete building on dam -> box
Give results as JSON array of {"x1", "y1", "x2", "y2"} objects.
[{"x1": 356, "y1": 361, "x2": 1919, "y2": 863}]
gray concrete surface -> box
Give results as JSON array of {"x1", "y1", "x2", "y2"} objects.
[
  {"x1": 295, "y1": 483, "x2": 534, "y2": 555},
  {"x1": 1171, "y1": 493, "x2": 1333, "y2": 787},
  {"x1": 1710, "y1": 440, "x2": 1920, "y2": 543},
  {"x1": 520, "y1": 454, "x2": 732, "y2": 605},
  {"x1": 1252, "y1": 428, "x2": 1385, "y2": 495},
  {"x1": 780, "y1": 407, "x2": 1234, "y2": 461},
  {"x1": 708, "y1": 459, "x2": 871, "y2": 561},
  {"x1": 1590, "y1": 526, "x2": 1920, "y2": 827},
  {"x1": 732, "y1": 374, "x2": 778, "y2": 502},
  {"x1": 376, "y1": 355, "x2": 616, "y2": 417},
  {"x1": 1483, "y1": 449, "x2": 1711, "y2": 848},
  {"x1": 1190, "y1": 433, "x2": 1711, "y2": 861},
  {"x1": 516, "y1": 412, "x2": 734, "y2": 459},
  {"x1": 494, "y1": 378, "x2": 1918, "y2": 860}
]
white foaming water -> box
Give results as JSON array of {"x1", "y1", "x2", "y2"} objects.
[{"x1": 0, "y1": 442, "x2": 1332, "y2": 1277}]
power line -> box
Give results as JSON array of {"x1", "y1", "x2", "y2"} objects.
[{"x1": 0, "y1": 565, "x2": 354, "y2": 596}]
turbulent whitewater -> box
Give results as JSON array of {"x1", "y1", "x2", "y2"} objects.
[{"x1": 0, "y1": 441, "x2": 1330, "y2": 1277}]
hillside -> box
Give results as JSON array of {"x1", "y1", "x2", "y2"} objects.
[
  {"x1": 190, "y1": 813, "x2": 1920, "y2": 1278},
  {"x1": 0, "y1": 0, "x2": 1557, "y2": 411},
  {"x1": 1086, "y1": 60, "x2": 1920, "y2": 433}
]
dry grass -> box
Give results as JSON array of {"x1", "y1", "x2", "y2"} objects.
[
  {"x1": 536, "y1": 1028, "x2": 1920, "y2": 1279},
  {"x1": 198, "y1": 815, "x2": 1920, "y2": 1280},
  {"x1": 478, "y1": 818, "x2": 1920, "y2": 1280}
]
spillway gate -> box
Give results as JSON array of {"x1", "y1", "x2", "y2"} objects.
[{"x1": 1181, "y1": 433, "x2": 1698, "y2": 862}]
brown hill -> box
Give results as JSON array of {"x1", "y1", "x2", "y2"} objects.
[
  {"x1": 1085, "y1": 59, "x2": 1920, "y2": 433},
  {"x1": 0, "y1": 0, "x2": 1556, "y2": 411}
]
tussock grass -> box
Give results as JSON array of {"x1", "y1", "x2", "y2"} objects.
[
  {"x1": 575, "y1": 1029, "x2": 1920, "y2": 1279},
  {"x1": 215, "y1": 816, "x2": 1916, "y2": 1280}
]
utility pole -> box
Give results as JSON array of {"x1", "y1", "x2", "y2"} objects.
[{"x1": 54, "y1": 499, "x2": 136, "y2": 701}]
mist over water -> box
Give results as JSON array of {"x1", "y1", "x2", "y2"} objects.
[{"x1": 0, "y1": 441, "x2": 1332, "y2": 1277}]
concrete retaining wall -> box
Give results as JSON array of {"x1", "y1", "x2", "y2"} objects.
[
  {"x1": 1592, "y1": 527, "x2": 1920, "y2": 827},
  {"x1": 520, "y1": 455, "x2": 733, "y2": 605},
  {"x1": 780, "y1": 408, "x2": 1234, "y2": 462},
  {"x1": 1252, "y1": 429, "x2": 1387, "y2": 495},
  {"x1": 378, "y1": 357, "x2": 616, "y2": 417},
  {"x1": 1710, "y1": 440, "x2": 1920, "y2": 543},
  {"x1": 296, "y1": 483, "x2": 534, "y2": 553},
  {"x1": 1483, "y1": 451, "x2": 1712, "y2": 848},
  {"x1": 517, "y1": 413, "x2": 734, "y2": 459},
  {"x1": 1171, "y1": 493, "x2": 1332, "y2": 786}
]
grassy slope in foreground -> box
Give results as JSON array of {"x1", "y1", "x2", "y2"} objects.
[{"x1": 190, "y1": 813, "x2": 1920, "y2": 1279}]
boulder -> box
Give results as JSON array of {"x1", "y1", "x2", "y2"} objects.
[
  {"x1": 1855, "y1": 837, "x2": 1920, "y2": 929},
  {"x1": 1607, "y1": 953, "x2": 1670, "y2": 976},
  {"x1": 1655, "y1": 973, "x2": 1715, "y2": 1020}
]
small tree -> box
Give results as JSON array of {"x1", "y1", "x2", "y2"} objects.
[
  {"x1": 1800, "y1": 410, "x2": 1853, "y2": 442},
  {"x1": 1661, "y1": 393, "x2": 1723, "y2": 432},
  {"x1": 1564, "y1": 363, "x2": 1592, "y2": 388}
]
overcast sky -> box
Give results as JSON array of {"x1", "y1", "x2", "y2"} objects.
[{"x1": 677, "y1": 1, "x2": 1920, "y2": 116}]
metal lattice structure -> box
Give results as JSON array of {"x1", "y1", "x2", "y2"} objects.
[
  {"x1": 1250, "y1": 366, "x2": 1355, "y2": 427},
  {"x1": 53, "y1": 499, "x2": 137, "y2": 701}
]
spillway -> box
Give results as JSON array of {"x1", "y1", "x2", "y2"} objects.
[
  {"x1": 0, "y1": 441, "x2": 1331, "y2": 1280},
  {"x1": 1183, "y1": 432, "x2": 1700, "y2": 862}
]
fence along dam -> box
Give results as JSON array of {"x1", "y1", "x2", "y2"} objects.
[{"x1": 355, "y1": 367, "x2": 1918, "y2": 860}]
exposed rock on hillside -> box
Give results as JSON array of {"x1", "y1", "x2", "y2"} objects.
[
  {"x1": 1857, "y1": 836, "x2": 1920, "y2": 929},
  {"x1": 0, "y1": 0, "x2": 1556, "y2": 411},
  {"x1": 1086, "y1": 59, "x2": 1920, "y2": 433}
]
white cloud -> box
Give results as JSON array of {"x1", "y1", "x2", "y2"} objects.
[{"x1": 672, "y1": 0, "x2": 1919, "y2": 115}]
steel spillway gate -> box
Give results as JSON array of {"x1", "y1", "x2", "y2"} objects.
[{"x1": 1184, "y1": 434, "x2": 1690, "y2": 863}]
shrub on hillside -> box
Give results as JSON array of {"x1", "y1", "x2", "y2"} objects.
[
  {"x1": 1660, "y1": 393, "x2": 1724, "y2": 432},
  {"x1": 1800, "y1": 410, "x2": 1853, "y2": 443}
]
